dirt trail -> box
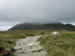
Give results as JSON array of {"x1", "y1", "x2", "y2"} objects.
[{"x1": 14, "y1": 35, "x2": 47, "y2": 56}]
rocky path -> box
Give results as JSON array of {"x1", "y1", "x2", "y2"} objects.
[{"x1": 14, "y1": 35, "x2": 47, "y2": 56}]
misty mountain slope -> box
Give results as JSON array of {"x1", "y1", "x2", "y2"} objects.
[{"x1": 9, "y1": 23, "x2": 75, "y2": 31}]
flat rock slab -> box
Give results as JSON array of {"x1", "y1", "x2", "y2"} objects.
[{"x1": 14, "y1": 35, "x2": 47, "y2": 56}]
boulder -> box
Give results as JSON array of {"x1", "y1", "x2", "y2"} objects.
[{"x1": 51, "y1": 31, "x2": 60, "y2": 35}]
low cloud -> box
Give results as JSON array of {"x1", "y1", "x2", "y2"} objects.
[{"x1": 0, "y1": 0, "x2": 75, "y2": 30}]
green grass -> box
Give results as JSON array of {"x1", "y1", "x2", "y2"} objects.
[
  {"x1": 1, "y1": 29, "x2": 75, "y2": 56},
  {"x1": 38, "y1": 31, "x2": 75, "y2": 56},
  {"x1": 0, "y1": 29, "x2": 51, "y2": 51}
]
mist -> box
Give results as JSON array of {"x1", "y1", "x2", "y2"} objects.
[{"x1": 0, "y1": 0, "x2": 75, "y2": 30}]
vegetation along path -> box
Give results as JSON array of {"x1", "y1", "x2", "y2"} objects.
[{"x1": 14, "y1": 35, "x2": 47, "y2": 56}]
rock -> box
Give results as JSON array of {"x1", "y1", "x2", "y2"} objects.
[
  {"x1": 28, "y1": 43, "x2": 34, "y2": 47},
  {"x1": 31, "y1": 48, "x2": 44, "y2": 53},
  {"x1": 14, "y1": 36, "x2": 47, "y2": 56},
  {"x1": 51, "y1": 31, "x2": 60, "y2": 35}
]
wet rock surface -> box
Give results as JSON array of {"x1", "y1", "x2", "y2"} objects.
[{"x1": 14, "y1": 36, "x2": 47, "y2": 56}]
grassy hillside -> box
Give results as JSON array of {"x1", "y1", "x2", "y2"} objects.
[
  {"x1": 38, "y1": 31, "x2": 75, "y2": 56},
  {"x1": 0, "y1": 29, "x2": 51, "y2": 51},
  {"x1": 1, "y1": 30, "x2": 75, "y2": 56}
]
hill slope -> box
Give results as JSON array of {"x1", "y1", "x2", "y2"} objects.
[{"x1": 9, "y1": 23, "x2": 75, "y2": 31}]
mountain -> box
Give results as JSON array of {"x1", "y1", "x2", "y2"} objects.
[{"x1": 9, "y1": 23, "x2": 75, "y2": 31}]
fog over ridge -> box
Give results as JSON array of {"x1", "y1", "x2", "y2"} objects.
[{"x1": 0, "y1": 0, "x2": 75, "y2": 30}]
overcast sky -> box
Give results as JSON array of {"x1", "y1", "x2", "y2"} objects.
[{"x1": 0, "y1": 0, "x2": 75, "y2": 30}]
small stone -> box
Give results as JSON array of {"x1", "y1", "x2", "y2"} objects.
[{"x1": 51, "y1": 31, "x2": 60, "y2": 35}]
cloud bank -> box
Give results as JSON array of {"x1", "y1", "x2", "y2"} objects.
[{"x1": 0, "y1": 0, "x2": 75, "y2": 30}]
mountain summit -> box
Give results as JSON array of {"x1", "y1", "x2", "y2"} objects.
[{"x1": 9, "y1": 23, "x2": 75, "y2": 31}]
